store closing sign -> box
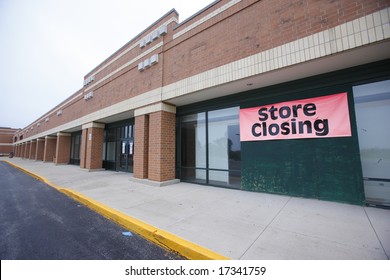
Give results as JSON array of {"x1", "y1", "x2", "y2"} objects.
[{"x1": 239, "y1": 92, "x2": 352, "y2": 141}]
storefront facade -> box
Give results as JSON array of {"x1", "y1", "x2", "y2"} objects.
[
  {"x1": 12, "y1": 0, "x2": 390, "y2": 205},
  {"x1": 177, "y1": 61, "x2": 390, "y2": 205}
]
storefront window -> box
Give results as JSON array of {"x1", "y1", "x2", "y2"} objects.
[
  {"x1": 353, "y1": 80, "x2": 390, "y2": 206},
  {"x1": 208, "y1": 107, "x2": 241, "y2": 188},
  {"x1": 179, "y1": 107, "x2": 241, "y2": 189},
  {"x1": 180, "y1": 113, "x2": 206, "y2": 184}
]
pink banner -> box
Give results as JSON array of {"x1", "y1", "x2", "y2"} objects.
[{"x1": 239, "y1": 92, "x2": 352, "y2": 141}]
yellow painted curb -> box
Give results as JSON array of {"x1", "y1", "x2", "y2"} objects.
[
  {"x1": 3, "y1": 160, "x2": 63, "y2": 191},
  {"x1": 2, "y1": 160, "x2": 229, "y2": 260}
]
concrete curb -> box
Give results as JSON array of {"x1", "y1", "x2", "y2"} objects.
[{"x1": 2, "y1": 160, "x2": 229, "y2": 260}]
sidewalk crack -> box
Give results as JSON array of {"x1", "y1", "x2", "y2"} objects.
[
  {"x1": 238, "y1": 196, "x2": 292, "y2": 260},
  {"x1": 364, "y1": 207, "x2": 389, "y2": 260}
]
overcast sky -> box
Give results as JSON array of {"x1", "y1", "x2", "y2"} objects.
[{"x1": 0, "y1": 0, "x2": 213, "y2": 129}]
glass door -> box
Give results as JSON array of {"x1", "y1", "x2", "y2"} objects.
[
  {"x1": 103, "y1": 121, "x2": 134, "y2": 172},
  {"x1": 353, "y1": 80, "x2": 390, "y2": 206},
  {"x1": 70, "y1": 132, "x2": 81, "y2": 165},
  {"x1": 119, "y1": 139, "x2": 134, "y2": 172}
]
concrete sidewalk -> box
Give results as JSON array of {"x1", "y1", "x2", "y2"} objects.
[{"x1": 2, "y1": 158, "x2": 389, "y2": 260}]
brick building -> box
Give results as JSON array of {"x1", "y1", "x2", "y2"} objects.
[
  {"x1": 12, "y1": 0, "x2": 390, "y2": 205},
  {"x1": 0, "y1": 127, "x2": 19, "y2": 156}
]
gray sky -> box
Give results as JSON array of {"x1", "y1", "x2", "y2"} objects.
[{"x1": 0, "y1": 0, "x2": 213, "y2": 129}]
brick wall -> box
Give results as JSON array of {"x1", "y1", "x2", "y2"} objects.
[
  {"x1": 0, "y1": 145, "x2": 13, "y2": 154},
  {"x1": 164, "y1": 0, "x2": 389, "y2": 85},
  {"x1": 0, "y1": 128, "x2": 17, "y2": 154}
]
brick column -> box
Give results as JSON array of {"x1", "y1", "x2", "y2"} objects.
[
  {"x1": 148, "y1": 110, "x2": 176, "y2": 182},
  {"x1": 55, "y1": 132, "x2": 71, "y2": 164},
  {"x1": 35, "y1": 138, "x2": 45, "y2": 161},
  {"x1": 43, "y1": 136, "x2": 57, "y2": 162},
  {"x1": 29, "y1": 140, "x2": 37, "y2": 159},
  {"x1": 21, "y1": 143, "x2": 26, "y2": 158},
  {"x1": 81, "y1": 122, "x2": 105, "y2": 170},
  {"x1": 134, "y1": 114, "x2": 149, "y2": 179},
  {"x1": 15, "y1": 144, "x2": 19, "y2": 157},
  {"x1": 25, "y1": 142, "x2": 31, "y2": 159},
  {"x1": 80, "y1": 129, "x2": 88, "y2": 169}
]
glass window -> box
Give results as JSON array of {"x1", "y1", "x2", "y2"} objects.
[
  {"x1": 180, "y1": 113, "x2": 207, "y2": 184},
  {"x1": 106, "y1": 127, "x2": 117, "y2": 141},
  {"x1": 179, "y1": 107, "x2": 241, "y2": 189},
  {"x1": 128, "y1": 125, "x2": 133, "y2": 138},
  {"x1": 208, "y1": 107, "x2": 241, "y2": 188},
  {"x1": 353, "y1": 80, "x2": 390, "y2": 206},
  {"x1": 354, "y1": 80, "x2": 390, "y2": 180},
  {"x1": 181, "y1": 113, "x2": 206, "y2": 168},
  {"x1": 70, "y1": 132, "x2": 81, "y2": 165},
  {"x1": 106, "y1": 142, "x2": 116, "y2": 161}
]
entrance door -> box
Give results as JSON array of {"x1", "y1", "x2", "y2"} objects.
[
  {"x1": 353, "y1": 80, "x2": 390, "y2": 206},
  {"x1": 119, "y1": 139, "x2": 134, "y2": 173},
  {"x1": 70, "y1": 132, "x2": 81, "y2": 165}
]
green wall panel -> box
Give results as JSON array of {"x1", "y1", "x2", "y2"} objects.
[{"x1": 241, "y1": 135, "x2": 365, "y2": 205}]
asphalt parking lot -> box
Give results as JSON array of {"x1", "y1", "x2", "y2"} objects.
[{"x1": 0, "y1": 161, "x2": 183, "y2": 260}]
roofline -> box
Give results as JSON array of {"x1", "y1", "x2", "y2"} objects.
[
  {"x1": 85, "y1": 8, "x2": 179, "y2": 78},
  {"x1": 174, "y1": 0, "x2": 220, "y2": 30}
]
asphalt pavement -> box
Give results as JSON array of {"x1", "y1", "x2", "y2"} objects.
[{"x1": 0, "y1": 161, "x2": 183, "y2": 260}]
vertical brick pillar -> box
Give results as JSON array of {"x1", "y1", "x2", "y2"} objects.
[
  {"x1": 43, "y1": 136, "x2": 57, "y2": 162},
  {"x1": 55, "y1": 132, "x2": 71, "y2": 164},
  {"x1": 21, "y1": 143, "x2": 26, "y2": 158},
  {"x1": 25, "y1": 142, "x2": 31, "y2": 159},
  {"x1": 35, "y1": 138, "x2": 45, "y2": 161},
  {"x1": 80, "y1": 129, "x2": 88, "y2": 169},
  {"x1": 148, "y1": 109, "x2": 176, "y2": 182},
  {"x1": 15, "y1": 145, "x2": 19, "y2": 157},
  {"x1": 81, "y1": 122, "x2": 105, "y2": 170},
  {"x1": 134, "y1": 114, "x2": 149, "y2": 179},
  {"x1": 29, "y1": 140, "x2": 37, "y2": 159}
]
